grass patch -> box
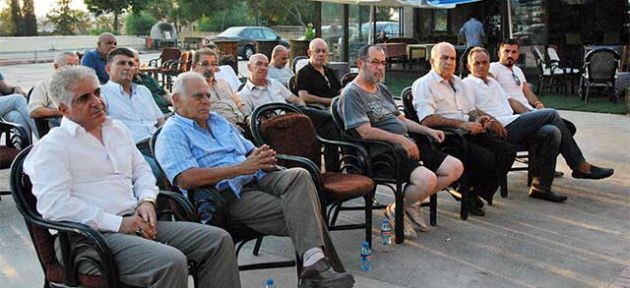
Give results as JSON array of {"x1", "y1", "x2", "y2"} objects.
[{"x1": 382, "y1": 70, "x2": 627, "y2": 115}]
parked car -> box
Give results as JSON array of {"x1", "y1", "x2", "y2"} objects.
[
  {"x1": 360, "y1": 21, "x2": 401, "y2": 40},
  {"x1": 210, "y1": 26, "x2": 289, "y2": 60}
]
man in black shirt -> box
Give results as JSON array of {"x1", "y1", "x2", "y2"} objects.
[{"x1": 296, "y1": 38, "x2": 342, "y2": 107}]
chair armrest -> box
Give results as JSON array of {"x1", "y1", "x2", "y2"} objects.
[
  {"x1": 147, "y1": 58, "x2": 160, "y2": 67},
  {"x1": 0, "y1": 119, "x2": 30, "y2": 148},
  {"x1": 316, "y1": 135, "x2": 370, "y2": 174},
  {"x1": 157, "y1": 190, "x2": 196, "y2": 222}
]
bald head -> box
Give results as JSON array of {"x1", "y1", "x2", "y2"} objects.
[
  {"x1": 308, "y1": 38, "x2": 328, "y2": 68},
  {"x1": 247, "y1": 53, "x2": 270, "y2": 85},
  {"x1": 53, "y1": 52, "x2": 79, "y2": 70},
  {"x1": 271, "y1": 45, "x2": 289, "y2": 68},
  {"x1": 97, "y1": 32, "x2": 117, "y2": 56},
  {"x1": 430, "y1": 42, "x2": 457, "y2": 79}
]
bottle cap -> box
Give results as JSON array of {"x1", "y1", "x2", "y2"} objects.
[
  {"x1": 362, "y1": 241, "x2": 369, "y2": 247},
  {"x1": 266, "y1": 278, "x2": 274, "y2": 285}
]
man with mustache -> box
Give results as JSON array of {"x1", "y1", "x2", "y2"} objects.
[
  {"x1": 295, "y1": 38, "x2": 342, "y2": 107},
  {"x1": 100, "y1": 47, "x2": 165, "y2": 177},
  {"x1": 464, "y1": 47, "x2": 613, "y2": 202},
  {"x1": 412, "y1": 42, "x2": 516, "y2": 216},
  {"x1": 338, "y1": 45, "x2": 463, "y2": 238}
]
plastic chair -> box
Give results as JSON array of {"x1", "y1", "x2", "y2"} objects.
[
  {"x1": 531, "y1": 46, "x2": 567, "y2": 96},
  {"x1": 0, "y1": 118, "x2": 30, "y2": 199},
  {"x1": 579, "y1": 47, "x2": 620, "y2": 103}
]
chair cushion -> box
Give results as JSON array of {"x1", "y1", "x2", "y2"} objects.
[
  {"x1": 321, "y1": 172, "x2": 374, "y2": 201},
  {"x1": 0, "y1": 146, "x2": 19, "y2": 169},
  {"x1": 260, "y1": 113, "x2": 321, "y2": 167}
]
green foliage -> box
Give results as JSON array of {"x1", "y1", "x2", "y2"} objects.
[
  {"x1": 84, "y1": 0, "x2": 141, "y2": 33},
  {"x1": 246, "y1": 0, "x2": 315, "y2": 27},
  {"x1": 46, "y1": 0, "x2": 86, "y2": 35},
  {"x1": 304, "y1": 23, "x2": 315, "y2": 40},
  {"x1": 0, "y1": 8, "x2": 17, "y2": 36},
  {"x1": 196, "y1": 5, "x2": 253, "y2": 32},
  {"x1": 21, "y1": 0, "x2": 37, "y2": 35},
  {"x1": 9, "y1": 0, "x2": 21, "y2": 36},
  {"x1": 125, "y1": 11, "x2": 156, "y2": 35}
]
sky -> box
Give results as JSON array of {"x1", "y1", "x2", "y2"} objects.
[{"x1": 0, "y1": 0, "x2": 88, "y2": 17}]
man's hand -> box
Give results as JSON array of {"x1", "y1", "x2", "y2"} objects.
[
  {"x1": 486, "y1": 120, "x2": 507, "y2": 139},
  {"x1": 240, "y1": 145, "x2": 278, "y2": 174},
  {"x1": 398, "y1": 136, "x2": 420, "y2": 160},
  {"x1": 119, "y1": 213, "x2": 156, "y2": 240},
  {"x1": 461, "y1": 122, "x2": 485, "y2": 135},
  {"x1": 428, "y1": 129, "x2": 445, "y2": 143},
  {"x1": 534, "y1": 101, "x2": 545, "y2": 109}
]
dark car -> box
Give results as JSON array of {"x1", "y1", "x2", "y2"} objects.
[{"x1": 210, "y1": 26, "x2": 289, "y2": 60}]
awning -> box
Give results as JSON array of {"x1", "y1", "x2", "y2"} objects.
[{"x1": 311, "y1": 0, "x2": 458, "y2": 8}]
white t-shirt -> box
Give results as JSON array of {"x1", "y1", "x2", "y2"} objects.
[
  {"x1": 463, "y1": 76, "x2": 519, "y2": 126},
  {"x1": 489, "y1": 62, "x2": 533, "y2": 110}
]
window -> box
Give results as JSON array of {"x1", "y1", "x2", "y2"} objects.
[
  {"x1": 432, "y1": 10, "x2": 448, "y2": 32},
  {"x1": 261, "y1": 29, "x2": 277, "y2": 40}
]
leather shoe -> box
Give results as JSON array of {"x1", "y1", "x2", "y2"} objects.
[
  {"x1": 572, "y1": 165, "x2": 614, "y2": 180},
  {"x1": 529, "y1": 187, "x2": 567, "y2": 203},
  {"x1": 466, "y1": 202, "x2": 485, "y2": 216},
  {"x1": 473, "y1": 196, "x2": 484, "y2": 208},
  {"x1": 299, "y1": 258, "x2": 355, "y2": 288}
]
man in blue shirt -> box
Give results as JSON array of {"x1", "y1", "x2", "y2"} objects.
[
  {"x1": 81, "y1": 32, "x2": 117, "y2": 84},
  {"x1": 459, "y1": 14, "x2": 485, "y2": 48},
  {"x1": 155, "y1": 72, "x2": 354, "y2": 288}
]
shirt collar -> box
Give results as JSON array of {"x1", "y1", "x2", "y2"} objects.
[
  {"x1": 104, "y1": 80, "x2": 136, "y2": 96},
  {"x1": 172, "y1": 113, "x2": 217, "y2": 130},
  {"x1": 245, "y1": 79, "x2": 269, "y2": 91},
  {"x1": 60, "y1": 116, "x2": 113, "y2": 137},
  {"x1": 428, "y1": 70, "x2": 461, "y2": 86}
]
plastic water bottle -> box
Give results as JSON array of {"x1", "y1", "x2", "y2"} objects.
[
  {"x1": 360, "y1": 241, "x2": 372, "y2": 271},
  {"x1": 380, "y1": 218, "x2": 395, "y2": 252},
  {"x1": 264, "y1": 278, "x2": 275, "y2": 288}
]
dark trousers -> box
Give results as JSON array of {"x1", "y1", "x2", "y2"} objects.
[{"x1": 443, "y1": 133, "x2": 516, "y2": 202}]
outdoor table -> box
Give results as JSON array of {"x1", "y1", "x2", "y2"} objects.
[
  {"x1": 376, "y1": 43, "x2": 408, "y2": 70},
  {"x1": 407, "y1": 43, "x2": 434, "y2": 70},
  {"x1": 140, "y1": 66, "x2": 159, "y2": 81}
]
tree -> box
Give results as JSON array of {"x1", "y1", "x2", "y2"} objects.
[
  {"x1": 125, "y1": 11, "x2": 156, "y2": 35},
  {"x1": 22, "y1": 0, "x2": 37, "y2": 35},
  {"x1": 9, "y1": 0, "x2": 22, "y2": 36},
  {"x1": 46, "y1": 0, "x2": 84, "y2": 35},
  {"x1": 0, "y1": 7, "x2": 17, "y2": 36},
  {"x1": 246, "y1": 0, "x2": 315, "y2": 27},
  {"x1": 84, "y1": 0, "x2": 142, "y2": 34}
]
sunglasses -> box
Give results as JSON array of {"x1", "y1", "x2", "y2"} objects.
[{"x1": 511, "y1": 71, "x2": 521, "y2": 86}]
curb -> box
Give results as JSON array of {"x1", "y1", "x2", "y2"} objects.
[{"x1": 0, "y1": 58, "x2": 54, "y2": 66}]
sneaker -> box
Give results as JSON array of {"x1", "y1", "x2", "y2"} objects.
[
  {"x1": 299, "y1": 258, "x2": 355, "y2": 288},
  {"x1": 384, "y1": 204, "x2": 417, "y2": 239},
  {"x1": 404, "y1": 203, "x2": 431, "y2": 232}
]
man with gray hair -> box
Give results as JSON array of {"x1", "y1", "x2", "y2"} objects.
[
  {"x1": 156, "y1": 71, "x2": 355, "y2": 288},
  {"x1": 28, "y1": 51, "x2": 80, "y2": 127},
  {"x1": 267, "y1": 44, "x2": 293, "y2": 86},
  {"x1": 296, "y1": 38, "x2": 342, "y2": 107},
  {"x1": 81, "y1": 32, "x2": 117, "y2": 84},
  {"x1": 23, "y1": 65, "x2": 241, "y2": 288}
]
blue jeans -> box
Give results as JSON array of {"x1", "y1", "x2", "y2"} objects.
[
  {"x1": 0, "y1": 94, "x2": 37, "y2": 138},
  {"x1": 505, "y1": 109, "x2": 585, "y2": 189}
]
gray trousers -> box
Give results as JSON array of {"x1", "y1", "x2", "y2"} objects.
[
  {"x1": 57, "y1": 221, "x2": 241, "y2": 288},
  {"x1": 228, "y1": 168, "x2": 326, "y2": 255},
  {"x1": 505, "y1": 109, "x2": 586, "y2": 189}
]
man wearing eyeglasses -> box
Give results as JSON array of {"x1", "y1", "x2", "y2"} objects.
[
  {"x1": 412, "y1": 42, "x2": 517, "y2": 216},
  {"x1": 101, "y1": 47, "x2": 165, "y2": 178},
  {"x1": 296, "y1": 38, "x2": 342, "y2": 107},
  {"x1": 268, "y1": 45, "x2": 294, "y2": 87},
  {"x1": 464, "y1": 47, "x2": 613, "y2": 202}
]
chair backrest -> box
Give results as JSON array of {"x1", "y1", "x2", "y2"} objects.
[
  {"x1": 0, "y1": 119, "x2": 30, "y2": 169},
  {"x1": 251, "y1": 103, "x2": 322, "y2": 169},
  {"x1": 26, "y1": 86, "x2": 53, "y2": 138},
  {"x1": 530, "y1": 46, "x2": 548, "y2": 73},
  {"x1": 160, "y1": 47, "x2": 181, "y2": 64},
  {"x1": 547, "y1": 47, "x2": 560, "y2": 62},
  {"x1": 293, "y1": 57, "x2": 309, "y2": 73},
  {"x1": 215, "y1": 65, "x2": 242, "y2": 91},
  {"x1": 584, "y1": 48, "x2": 620, "y2": 81},
  {"x1": 341, "y1": 72, "x2": 358, "y2": 88},
  {"x1": 288, "y1": 75, "x2": 298, "y2": 95},
  {"x1": 400, "y1": 86, "x2": 419, "y2": 123}
]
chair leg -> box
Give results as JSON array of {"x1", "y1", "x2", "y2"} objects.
[
  {"x1": 252, "y1": 237, "x2": 263, "y2": 256},
  {"x1": 394, "y1": 182, "x2": 405, "y2": 244},
  {"x1": 500, "y1": 175, "x2": 508, "y2": 198},
  {"x1": 459, "y1": 178, "x2": 469, "y2": 221},
  {"x1": 429, "y1": 193, "x2": 437, "y2": 226},
  {"x1": 365, "y1": 190, "x2": 374, "y2": 248}
]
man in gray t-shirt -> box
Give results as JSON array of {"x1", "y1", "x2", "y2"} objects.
[{"x1": 337, "y1": 45, "x2": 463, "y2": 239}]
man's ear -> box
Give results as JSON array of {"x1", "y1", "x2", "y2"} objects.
[
  {"x1": 307, "y1": 49, "x2": 313, "y2": 58},
  {"x1": 429, "y1": 58, "x2": 435, "y2": 67},
  {"x1": 58, "y1": 103, "x2": 70, "y2": 117},
  {"x1": 105, "y1": 63, "x2": 111, "y2": 74},
  {"x1": 172, "y1": 93, "x2": 181, "y2": 107}
]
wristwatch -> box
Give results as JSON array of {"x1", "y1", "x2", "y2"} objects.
[{"x1": 139, "y1": 197, "x2": 157, "y2": 206}]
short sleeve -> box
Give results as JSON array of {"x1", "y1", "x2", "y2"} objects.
[{"x1": 411, "y1": 78, "x2": 436, "y2": 122}]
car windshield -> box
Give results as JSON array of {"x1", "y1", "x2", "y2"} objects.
[{"x1": 218, "y1": 27, "x2": 245, "y2": 37}]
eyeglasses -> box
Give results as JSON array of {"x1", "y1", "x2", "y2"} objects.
[
  {"x1": 197, "y1": 61, "x2": 219, "y2": 67},
  {"x1": 367, "y1": 58, "x2": 387, "y2": 67},
  {"x1": 511, "y1": 71, "x2": 521, "y2": 86}
]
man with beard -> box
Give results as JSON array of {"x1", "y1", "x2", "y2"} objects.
[
  {"x1": 338, "y1": 45, "x2": 463, "y2": 238},
  {"x1": 296, "y1": 38, "x2": 342, "y2": 107},
  {"x1": 100, "y1": 47, "x2": 164, "y2": 177},
  {"x1": 412, "y1": 42, "x2": 516, "y2": 216},
  {"x1": 81, "y1": 32, "x2": 117, "y2": 84}
]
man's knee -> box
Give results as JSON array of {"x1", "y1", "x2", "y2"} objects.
[
  {"x1": 285, "y1": 167, "x2": 312, "y2": 182},
  {"x1": 538, "y1": 125, "x2": 561, "y2": 145},
  {"x1": 410, "y1": 166, "x2": 437, "y2": 188}
]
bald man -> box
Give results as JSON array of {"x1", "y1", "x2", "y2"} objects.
[
  {"x1": 81, "y1": 32, "x2": 117, "y2": 84},
  {"x1": 296, "y1": 38, "x2": 342, "y2": 107},
  {"x1": 267, "y1": 45, "x2": 294, "y2": 87}
]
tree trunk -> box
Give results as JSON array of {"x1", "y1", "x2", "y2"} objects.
[{"x1": 113, "y1": 12, "x2": 119, "y2": 34}]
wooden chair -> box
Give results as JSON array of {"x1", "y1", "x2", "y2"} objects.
[{"x1": 250, "y1": 102, "x2": 376, "y2": 246}]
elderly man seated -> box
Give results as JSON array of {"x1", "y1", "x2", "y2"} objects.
[
  {"x1": 129, "y1": 48, "x2": 172, "y2": 114},
  {"x1": 412, "y1": 42, "x2": 516, "y2": 216},
  {"x1": 24, "y1": 65, "x2": 240, "y2": 288},
  {"x1": 339, "y1": 45, "x2": 463, "y2": 238},
  {"x1": 100, "y1": 47, "x2": 165, "y2": 177},
  {"x1": 192, "y1": 48, "x2": 246, "y2": 128},
  {"x1": 267, "y1": 45, "x2": 294, "y2": 87},
  {"x1": 296, "y1": 38, "x2": 342, "y2": 107},
  {"x1": 28, "y1": 51, "x2": 80, "y2": 128},
  {"x1": 155, "y1": 71, "x2": 355, "y2": 288},
  {"x1": 463, "y1": 47, "x2": 614, "y2": 202},
  {"x1": 0, "y1": 71, "x2": 37, "y2": 137},
  {"x1": 81, "y1": 32, "x2": 117, "y2": 84},
  {"x1": 239, "y1": 53, "x2": 341, "y2": 172}
]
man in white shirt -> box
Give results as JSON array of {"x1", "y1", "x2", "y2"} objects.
[
  {"x1": 23, "y1": 65, "x2": 240, "y2": 288},
  {"x1": 28, "y1": 51, "x2": 80, "y2": 127},
  {"x1": 100, "y1": 47, "x2": 165, "y2": 177},
  {"x1": 412, "y1": 42, "x2": 516, "y2": 216},
  {"x1": 464, "y1": 47, "x2": 614, "y2": 202},
  {"x1": 267, "y1": 45, "x2": 294, "y2": 87}
]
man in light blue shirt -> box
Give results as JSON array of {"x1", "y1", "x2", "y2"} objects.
[
  {"x1": 155, "y1": 72, "x2": 355, "y2": 288},
  {"x1": 81, "y1": 32, "x2": 117, "y2": 84},
  {"x1": 101, "y1": 47, "x2": 164, "y2": 177},
  {"x1": 459, "y1": 14, "x2": 485, "y2": 48}
]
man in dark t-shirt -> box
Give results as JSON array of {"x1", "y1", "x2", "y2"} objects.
[{"x1": 296, "y1": 38, "x2": 342, "y2": 107}]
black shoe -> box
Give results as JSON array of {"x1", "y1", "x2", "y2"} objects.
[
  {"x1": 474, "y1": 196, "x2": 484, "y2": 209},
  {"x1": 572, "y1": 165, "x2": 614, "y2": 180},
  {"x1": 466, "y1": 202, "x2": 485, "y2": 216},
  {"x1": 299, "y1": 258, "x2": 355, "y2": 288},
  {"x1": 528, "y1": 187, "x2": 568, "y2": 203}
]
